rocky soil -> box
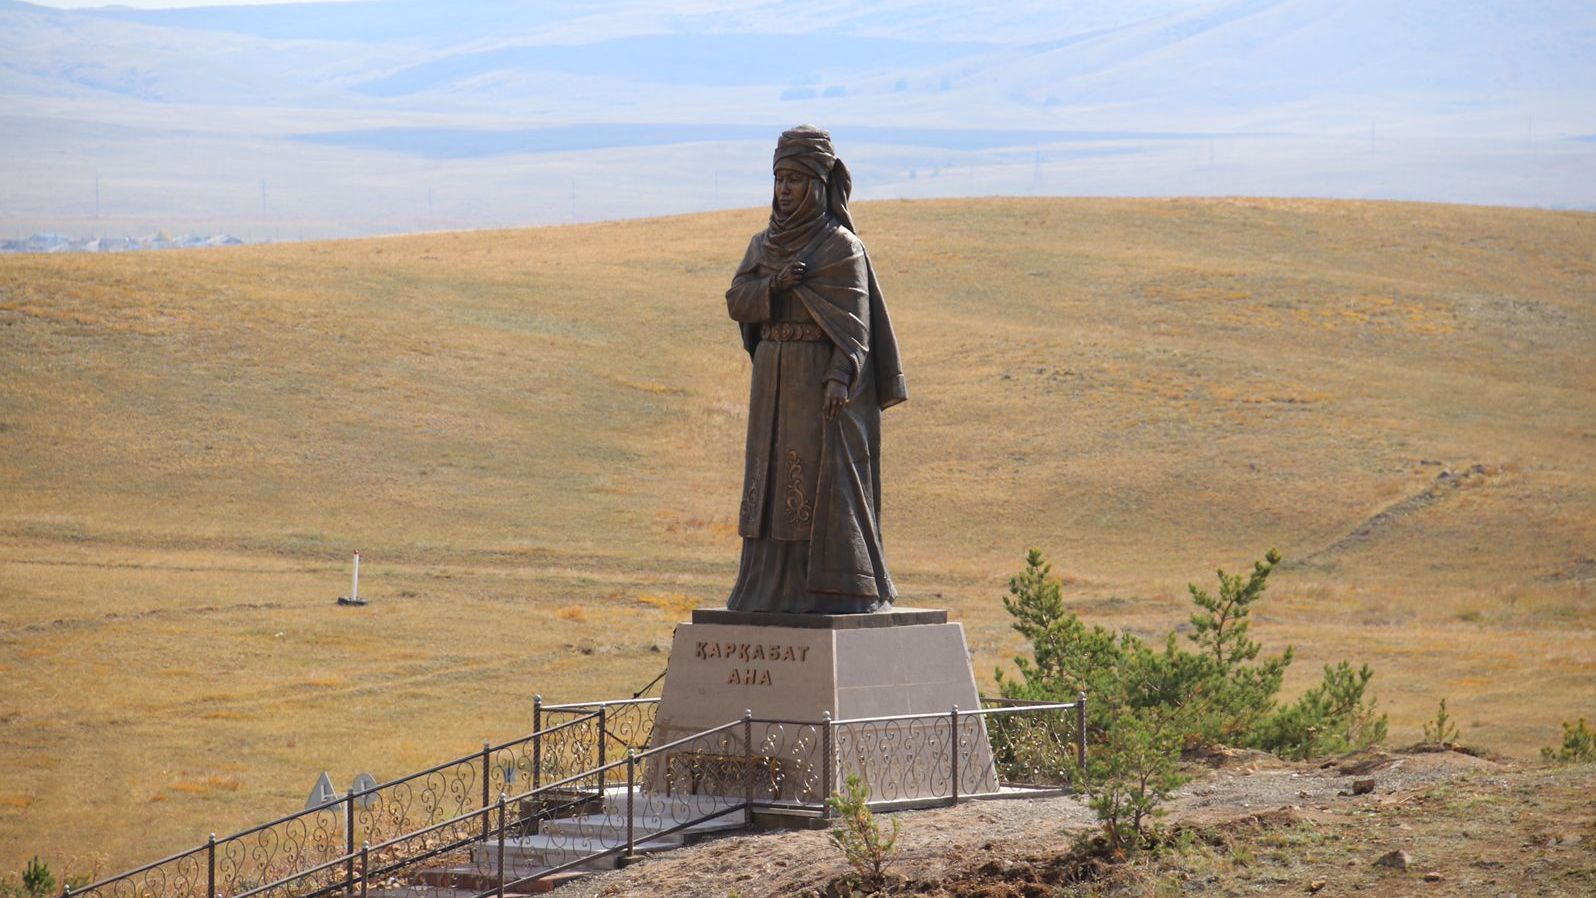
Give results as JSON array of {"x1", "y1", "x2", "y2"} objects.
[{"x1": 562, "y1": 749, "x2": 1595, "y2": 898}]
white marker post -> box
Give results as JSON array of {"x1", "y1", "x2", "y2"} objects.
[{"x1": 338, "y1": 550, "x2": 367, "y2": 606}]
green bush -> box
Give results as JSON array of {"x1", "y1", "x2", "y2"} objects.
[
  {"x1": 824, "y1": 774, "x2": 899, "y2": 892},
  {"x1": 1251, "y1": 661, "x2": 1387, "y2": 760},
  {"x1": 16, "y1": 859, "x2": 53, "y2": 898},
  {"x1": 1074, "y1": 707, "x2": 1188, "y2": 853},
  {"x1": 1541, "y1": 717, "x2": 1596, "y2": 763},
  {"x1": 1422, "y1": 698, "x2": 1460, "y2": 746},
  {"x1": 997, "y1": 547, "x2": 1385, "y2": 759},
  {"x1": 1178, "y1": 549, "x2": 1295, "y2": 746}
]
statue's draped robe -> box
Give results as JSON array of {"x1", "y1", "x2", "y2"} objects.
[{"x1": 725, "y1": 219, "x2": 906, "y2": 613}]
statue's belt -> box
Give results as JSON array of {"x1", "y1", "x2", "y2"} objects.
[{"x1": 760, "y1": 322, "x2": 827, "y2": 342}]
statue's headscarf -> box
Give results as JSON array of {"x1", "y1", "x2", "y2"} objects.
[{"x1": 763, "y1": 125, "x2": 856, "y2": 261}]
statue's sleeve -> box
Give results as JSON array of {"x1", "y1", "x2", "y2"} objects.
[
  {"x1": 726, "y1": 235, "x2": 772, "y2": 323},
  {"x1": 825, "y1": 347, "x2": 850, "y2": 386}
]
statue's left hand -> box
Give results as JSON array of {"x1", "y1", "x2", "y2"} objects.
[{"x1": 824, "y1": 380, "x2": 848, "y2": 420}]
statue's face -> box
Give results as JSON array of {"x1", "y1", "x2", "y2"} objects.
[{"x1": 773, "y1": 167, "x2": 809, "y2": 216}]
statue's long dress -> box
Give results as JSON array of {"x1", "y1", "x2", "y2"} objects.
[{"x1": 724, "y1": 222, "x2": 905, "y2": 613}]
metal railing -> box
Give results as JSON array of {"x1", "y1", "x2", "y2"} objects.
[
  {"x1": 67, "y1": 698, "x2": 660, "y2": 898},
  {"x1": 70, "y1": 691, "x2": 1082, "y2": 898},
  {"x1": 200, "y1": 716, "x2": 757, "y2": 898}
]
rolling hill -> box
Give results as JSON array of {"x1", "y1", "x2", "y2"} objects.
[{"x1": 1, "y1": 197, "x2": 1592, "y2": 871}]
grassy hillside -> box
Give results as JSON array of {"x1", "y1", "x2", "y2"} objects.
[{"x1": 1, "y1": 197, "x2": 1592, "y2": 873}]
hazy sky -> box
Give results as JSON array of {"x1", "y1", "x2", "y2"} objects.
[{"x1": 33, "y1": 1, "x2": 359, "y2": 7}]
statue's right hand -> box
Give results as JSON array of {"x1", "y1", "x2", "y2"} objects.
[{"x1": 774, "y1": 261, "x2": 807, "y2": 290}]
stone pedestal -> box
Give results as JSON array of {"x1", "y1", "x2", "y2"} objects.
[{"x1": 648, "y1": 608, "x2": 998, "y2": 804}]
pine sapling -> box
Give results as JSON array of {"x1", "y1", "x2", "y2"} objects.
[
  {"x1": 1423, "y1": 698, "x2": 1460, "y2": 746},
  {"x1": 825, "y1": 775, "x2": 900, "y2": 892}
]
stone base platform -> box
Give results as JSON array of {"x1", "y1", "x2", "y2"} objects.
[{"x1": 647, "y1": 606, "x2": 997, "y2": 802}]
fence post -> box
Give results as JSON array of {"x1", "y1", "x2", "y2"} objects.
[
  {"x1": 344, "y1": 788, "x2": 355, "y2": 894},
  {"x1": 532, "y1": 694, "x2": 543, "y2": 793},
  {"x1": 480, "y1": 742, "x2": 492, "y2": 841},
  {"x1": 820, "y1": 711, "x2": 833, "y2": 819},
  {"x1": 597, "y1": 705, "x2": 609, "y2": 796},
  {"x1": 206, "y1": 833, "x2": 216, "y2": 898},
  {"x1": 949, "y1": 706, "x2": 960, "y2": 807},
  {"x1": 1076, "y1": 691, "x2": 1088, "y2": 770},
  {"x1": 624, "y1": 751, "x2": 636, "y2": 859},
  {"x1": 359, "y1": 843, "x2": 368, "y2": 898},
  {"x1": 743, "y1": 710, "x2": 755, "y2": 825},
  {"x1": 496, "y1": 794, "x2": 507, "y2": 898}
]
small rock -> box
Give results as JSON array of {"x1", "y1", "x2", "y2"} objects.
[
  {"x1": 1352, "y1": 778, "x2": 1376, "y2": 795},
  {"x1": 1374, "y1": 850, "x2": 1411, "y2": 871},
  {"x1": 1306, "y1": 880, "x2": 1327, "y2": 893},
  {"x1": 1423, "y1": 871, "x2": 1443, "y2": 882}
]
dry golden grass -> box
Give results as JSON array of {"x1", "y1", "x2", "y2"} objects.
[{"x1": 1, "y1": 197, "x2": 1593, "y2": 874}]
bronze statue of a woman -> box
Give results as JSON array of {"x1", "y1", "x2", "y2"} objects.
[{"x1": 725, "y1": 126, "x2": 907, "y2": 614}]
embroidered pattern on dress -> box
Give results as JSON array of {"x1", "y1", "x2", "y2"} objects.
[
  {"x1": 739, "y1": 474, "x2": 761, "y2": 530},
  {"x1": 784, "y1": 450, "x2": 814, "y2": 525}
]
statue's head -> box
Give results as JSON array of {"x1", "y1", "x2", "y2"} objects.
[{"x1": 770, "y1": 125, "x2": 855, "y2": 232}]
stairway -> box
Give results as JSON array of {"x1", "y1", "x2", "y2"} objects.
[{"x1": 403, "y1": 788, "x2": 747, "y2": 895}]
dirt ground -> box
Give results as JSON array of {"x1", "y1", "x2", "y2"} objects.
[{"x1": 563, "y1": 750, "x2": 1596, "y2": 898}]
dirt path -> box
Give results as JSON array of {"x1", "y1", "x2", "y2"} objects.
[{"x1": 563, "y1": 750, "x2": 1595, "y2": 898}]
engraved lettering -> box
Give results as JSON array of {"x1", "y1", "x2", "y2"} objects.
[
  {"x1": 696, "y1": 642, "x2": 708, "y2": 660},
  {"x1": 758, "y1": 670, "x2": 772, "y2": 685},
  {"x1": 751, "y1": 644, "x2": 765, "y2": 661}
]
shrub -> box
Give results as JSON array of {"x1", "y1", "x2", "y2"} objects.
[
  {"x1": 1075, "y1": 707, "x2": 1188, "y2": 853},
  {"x1": 1178, "y1": 549, "x2": 1294, "y2": 746},
  {"x1": 1541, "y1": 717, "x2": 1596, "y2": 763},
  {"x1": 1422, "y1": 698, "x2": 1460, "y2": 746},
  {"x1": 997, "y1": 548, "x2": 1386, "y2": 760},
  {"x1": 824, "y1": 774, "x2": 899, "y2": 892},
  {"x1": 21, "y1": 859, "x2": 54, "y2": 898},
  {"x1": 1251, "y1": 661, "x2": 1387, "y2": 760}
]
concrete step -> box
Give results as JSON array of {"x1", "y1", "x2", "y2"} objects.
[
  {"x1": 537, "y1": 810, "x2": 743, "y2": 842},
  {"x1": 597, "y1": 791, "x2": 744, "y2": 820},
  {"x1": 413, "y1": 866, "x2": 589, "y2": 895},
  {"x1": 469, "y1": 834, "x2": 682, "y2": 872},
  {"x1": 366, "y1": 886, "x2": 483, "y2": 898}
]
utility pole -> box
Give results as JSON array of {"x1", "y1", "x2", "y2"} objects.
[{"x1": 260, "y1": 179, "x2": 268, "y2": 216}]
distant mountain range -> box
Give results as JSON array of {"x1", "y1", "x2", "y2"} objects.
[{"x1": 2, "y1": 0, "x2": 1592, "y2": 239}]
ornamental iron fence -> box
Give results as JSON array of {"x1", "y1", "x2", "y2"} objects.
[
  {"x1": 70, "y1": 692, "x2": 1083, "y2": 898},
  {"x1": 67, "y1": 697, "x2": 660, "y2": 898}
]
